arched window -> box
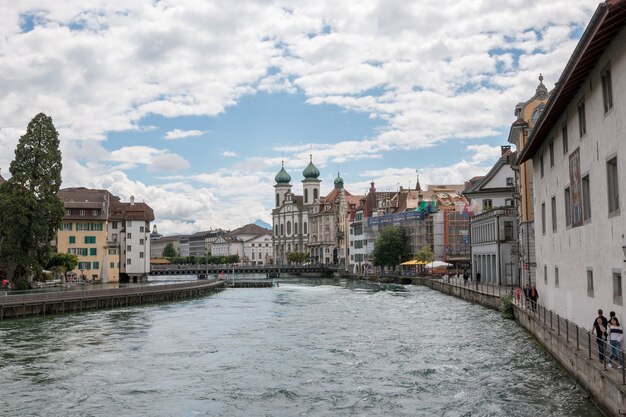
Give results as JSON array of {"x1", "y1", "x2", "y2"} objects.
[
  {"x1": 276, "y1": 193, "x2": 279, "y2": 207},
  {"x1": 304, "y1": 189, "x2": 309, "y2": 203},
  {"x1": 304, "y1": 221, "x2": 308, "y2": 234},
  {"x1": 274, "y1": 225, "x2": 278, "y2": 236},
  {"x1": 280, "y1": 224, "x2": 284, "y2": 236},
  {"x1": 313, "y1": 189, "x2": 318, "y2": 200},
  {"x1": 287, "y1": 221, "x2": 291, "y2": 235},
  {"x1": 294, "y1": 222, "x2": 298, "y2": 235}
]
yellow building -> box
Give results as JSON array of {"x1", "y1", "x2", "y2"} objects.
[
  {"x1": 507, "y1": 75, "x2": 550, "y2": 284},
  {"x1": 57, "y1": 189, "x2": 116, "y2": 282}
]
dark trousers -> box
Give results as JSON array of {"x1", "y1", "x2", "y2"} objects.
[{"x1": 597, "y1": 337, "x2": 606, "y2": 362}]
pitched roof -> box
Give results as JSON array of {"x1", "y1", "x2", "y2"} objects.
[
  {"x1": 519, "y1": 0, "x2": 626, "y2": 163},
  {"x1": 464, "y1": 150, "x2": 515, "y2": 195},
  {"x1": 227, "y1": 223, "x2": 271, "y2": 237}
]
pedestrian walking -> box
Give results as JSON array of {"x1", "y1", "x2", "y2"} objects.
[
  {"x1": 529, "y1": 285, "x2": 539, "y2": 311},
  {"x1": 523, "y1": 283, "x2": 531, "y2": 308},
  {"x1": 476, "y1": 271, "x2": 481, "y2": 283},
  {"x1": 593, "y1": 309, "x2": 608, "y2": 364},
  {"x1": 608, "y1": 317, "x2": 624, "y2": 368},
  {"x1": 463, "y1": 270, "x2": 468, "y2": 285}
]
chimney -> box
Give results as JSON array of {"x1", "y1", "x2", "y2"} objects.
[
  {"x1": 130, "y1": 195, "x2": 135, "y2": 205},
  {"x1": 501, "y1": 145, "x2": 511, "y2": 156}
]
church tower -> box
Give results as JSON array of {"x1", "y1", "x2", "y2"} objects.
[
  {"x1": 302, "y1": 154, "x2": 321, "y2": 205},
  {"x1": 274, "y1": 161, "x2": 292, "y2": 207}
]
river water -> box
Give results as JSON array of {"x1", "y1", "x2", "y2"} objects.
[{"x1": 0, "y1": 278, "x2": 603, "y2": 417}]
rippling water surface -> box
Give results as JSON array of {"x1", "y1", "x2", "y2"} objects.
[{"x1": 0, "y1": 279, "x2": 603, "y2": 416}]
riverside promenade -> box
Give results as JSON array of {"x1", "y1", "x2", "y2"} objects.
[
  {"x1": 381, "y1": 274, "x2": 625, "y2": 417},
  {"x1": 0, "y1": 279, "x2": 225, "y2": 320}
]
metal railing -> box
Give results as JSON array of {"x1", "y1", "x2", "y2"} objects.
[{"x1": 514, "y1": 295, "x2": 626, "y2": 385}]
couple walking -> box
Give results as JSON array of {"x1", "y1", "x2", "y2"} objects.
[{"x1": 593, "y1": 309, "x2": 624, "y2": 368}]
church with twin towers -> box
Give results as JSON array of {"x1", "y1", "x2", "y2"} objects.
[{"x1": 271, "y1": 155, "x2": 361, "y2": 266}]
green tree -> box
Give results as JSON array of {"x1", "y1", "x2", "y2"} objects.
[
  {"x1": 0, "y1": 113, "x2": 64, "y2": 289},
  {"x1": 162, "y1": 242, "x2": 177, "y2": 258},
  {"x1": 47, "y1": 252, "x2": 79, "y2": 273},
  {"x1": 287, "y1": 252, "x2": 308, "y2": 264},
  {"x1": 415, "y1": 245, "x2": 434, "y2": 263},
  {"x1": 371, "y1": 226, "x2": 409, "y2": 269}
]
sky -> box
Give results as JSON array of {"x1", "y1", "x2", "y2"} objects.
[{"x1": 0, "y1": 0, "x2": 598, "y2": 235}]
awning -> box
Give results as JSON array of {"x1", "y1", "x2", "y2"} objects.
[{"x1": 400, "y1": 260, "x2": 428, "y2": 266}]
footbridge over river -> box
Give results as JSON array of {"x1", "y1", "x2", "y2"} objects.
[{"x1": 149, "y1": 264, "x2": 336, "y2": 277}]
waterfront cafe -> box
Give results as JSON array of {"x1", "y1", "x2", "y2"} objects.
[{"x1": 400, "y1": 259, "x2": 428, "y2": 275}]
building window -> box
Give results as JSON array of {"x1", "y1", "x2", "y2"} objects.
[
  {"x1": 127, "y1": 232, "x2": 132, "y2": 239},
  {"x1": 505, "y1": 199, "x2": 514, "y2": 207},
  {"x1": 304, "y1": 222, "x2": 308, "y2": 235},
  {"x1": 504, "y1": 221, "x2": 514, "y2": 240},
  {"x1": 551, "y1": 196, "x2": 557, "y2": 232},
  {"x1": 92, "y1": 209, "x2": 99, "y2": 216},
  {"x1": 126, "y1": 221, "x2": 132, "y2": 227},
  {"x1": 304, "y1": 189, "x2": 309, "y2": 204},
  {"x1": 140, "y1": 239, "x2": 144, "y2": 245},
  {"x1": 112, "y1": 222, "x2": 118, "y2": 229},
  {"x1": 540, "y1": 155, "x2": 544, "y2": 178},
  {"x1": 587, "y1": 269, "x2": 594, "y2": 297},
  {"x1": 287, "y1": 221, "x2": 291, "y2": 235},
  {"x1": 578, "y1": 99, "x2": 586, "y2": 137},
  {"x1": 79, "y1": 209, "x2": 85, "y2": 216},
  {"x1": 482, "y1": 199, "x2": 492, "y2": 210},
  {"x1": 93, "y1": 261, "x2": 99, "y2": 269},
  {"x1": 69, "y1": 236, "x2": 76, "y2": 244},
  {"x1": 506, "y1": 177, "x2": 514, "y2": 186},
  {"x1": 140, "y1": 226, "x2": 145, "y2": 233},
  {"x1": 110, "y1": 262, "x2": 115, "y2": 269},
  {"x1": 276, "y1": 193, "x2": 279, "y2": 207},
  {"x1": 564, "y1": 187, "x2": 571, "y2": 227},
  {"x1": 562, "y1": 124, "x2": 568, "y2": 154},
  {"x1": 65, "y1": 209, "x2": 71, "y2": 215},
  {"x1": 313, "y1": 189, "x2": 318, "y2": 200},
  {"x1": 139, "y1": 252, "x2": 144, "y2": 258},
  {"x1": 127, "y1": 258, "x2": 132, "y2": 265},
  {"x1": 555, "y1": 266, "x2": 559, "y2": 288},
  {"x1": 582, "y1": 174, "x2": 591, "y2": 221},
  {"x1": 84, "y1": 236, "x2": 96, "y2": 244},
  {"x1": 127, "y1": 245, "x2": 132, "y2": 252},
  {"x1": 90, "y1": 248, "x2": 97, "y2": 256},
  {"x1": 614, "y1": 272, "x2": 623, "y2": 305},
  {"x1": 549, "y1": 142, "x2": 554, "y2": 167},
  {"x1": 544, "y1": 265, "x2": 548, "y2": 285},
  {"x1": 274, "y1": 225, "x2": 278, "y2": 236},
  {"x1": 541, "y1": 202, "x2": 546, "y2": 235},
  {"x1": 607, "y1": 157, "x2": 619, "y2": 214},
  {"x1": 280, "y1": 224, "x2": 284, "y2": 236},
  {"x1": 601, "y1": 65, "x2": 614, "y2": 113},
  {"x1": 294, "y1": 223, "x2": 298, "y2": 235}
]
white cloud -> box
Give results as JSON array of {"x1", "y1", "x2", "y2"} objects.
[
  {"x1": 164, "y1": 129, "x2": 207, "y2": 140},
  {"x1": 0, "y1": 0, "x2": 599, "y2": 234}
]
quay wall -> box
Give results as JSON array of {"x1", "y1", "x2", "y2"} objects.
[
  {"x1": 0, "y1": 280, "x2": 225, "y2": 320},
  {"x1": 514, "y1": 304, "x2": 625, "y2": 417}
]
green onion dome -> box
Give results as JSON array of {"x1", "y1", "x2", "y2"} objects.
[
  {"x1": 334, "y1": 172, "x2": 344, "y2": 189},
  {"x1": 275, "y1": 164, "x2": 291, "y2": 184},
  {"x1": 302, "y1": 157, "x2": 320, "y2": 179}
]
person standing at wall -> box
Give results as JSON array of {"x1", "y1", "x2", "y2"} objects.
[
  {"x1": 593, "y1": 310, "x2": 608, "y2": 364},
  {"x1": 608, "y1": 317, "x2": 624, "y2": 368}
]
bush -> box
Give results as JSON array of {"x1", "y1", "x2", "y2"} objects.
[{"x1": 500, "y1": 293, "x2": 515, "y2": 319}]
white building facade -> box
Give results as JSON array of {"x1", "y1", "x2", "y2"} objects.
[{"x1": 518, "y1": 1, "x2": 626, "y2": 327}]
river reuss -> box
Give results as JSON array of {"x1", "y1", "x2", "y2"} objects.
[{"x1": 0, "y1": 278, "x2": 603, "y2": 416}]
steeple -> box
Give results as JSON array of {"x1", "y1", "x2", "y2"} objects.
[
  {"x1": 334, "y1": 171, "x2": 344, "y2": 189},
  {"x1": 302, "y1": 153, "x2": 320, "y2": 179},
  {"x1": 535, "y1": 73, "x2": 548, "y2": 100},
  {"x1": 415, "y1": 170, "x2": 422, "y2": 192},
  {"x1": 274, "y1": 160, "x2": 291, "y2": 184}
]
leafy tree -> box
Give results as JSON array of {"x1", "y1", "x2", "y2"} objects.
[
  {"x1": 371, "y1": 226, "x2": 409, "y2": 269},
  {"x1": 0, "y1": 113, "x2": 64, "y2": 289},
  {"x1": 415, "y1": 245, "x2": 434, "y2": 263},
  {"x1": 162, "y1": 242, "x2": 177, "y2": 258},
  {"x1": 47, "y1": 252, "x2": 79, "y2": 273},
  {"x1": 287, "y1": 252, "x2": 308, "y2": 264}
]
